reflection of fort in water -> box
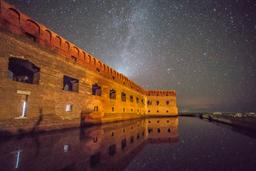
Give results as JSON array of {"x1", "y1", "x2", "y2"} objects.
[{"x1": 0, "y1": 117, "x2": 178, "y2": 171}]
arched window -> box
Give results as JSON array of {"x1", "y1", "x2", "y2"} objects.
[
  {"x1": 147, "y1": 100, "x2": 152, "y2": 105},
  {"x1": 24, "y1": 19, "x2": 40, "y2": 42},
  {"x1": 88, "y1": 55, "x2": 91, "y2": 63},
  {"x1": 156, "y1": 101, "x2": 160, "y2": 105},
  {"x1": 7, "y1": 8, "x2": 21, "y2": 25},
  {"x1": 109, "y1": 89, "x2": 116, "y2": 99},
  {"x1": 130, "y1": 95, "x2": 134, "y2": 102},
  {"x1": 92, "y1": 84, "x2": 101, "y2": 96},
  {"x1": 148, "y1": 128, "x2": 153, "y2": 133},
  {"x1": 64, "y1": 41, "x2": 70, "y2": 52},
  {"x1": 83, "y1": 51, "x2": 86, "y2": 60},
  {"x1": 55, "y1": 36, "x2": 61, "y2": 47},
  {"x1": 44, "y1": 29, "x2": 52, "y2": 45},
  {"x1": 136, "y1": 97, "x2": 139, "y2": 104},
  {"x1": 94, "y1": 106, "x2": 99, "y2": 111},
  {"x1": 157, "y1": 128, "x2": 161, "y2": 133},
  {"x1": 121, "y1": 92, "x2": 126, "y2": 102}
]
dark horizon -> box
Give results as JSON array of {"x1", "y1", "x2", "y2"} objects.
[{"x1": 6, "y1": 0, "x2": 256, "y2": 112}]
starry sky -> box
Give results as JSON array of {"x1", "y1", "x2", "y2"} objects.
[{"x1": 6, "y1": 0, "x2": 256, "y2": 112}]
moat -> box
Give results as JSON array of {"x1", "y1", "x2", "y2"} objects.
[{"x1": 0, "y1": 117, "x2": 256, "y2": 171}]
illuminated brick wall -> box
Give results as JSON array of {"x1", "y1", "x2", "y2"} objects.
[{"x1": 0, "y1": 0, "x2": 178, "y2": 127}]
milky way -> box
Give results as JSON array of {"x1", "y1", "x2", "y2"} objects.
[{"x1": 6, "y1": 0, "x2": 256, "y2": 112}]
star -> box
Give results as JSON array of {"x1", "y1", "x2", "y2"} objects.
[{"x1": 6, "y1": 0, "x2": 256, "y2": 112}]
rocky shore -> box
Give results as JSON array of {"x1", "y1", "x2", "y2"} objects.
[{"x1": 199, "y1": 112, "x2": 256, "y2": 131}]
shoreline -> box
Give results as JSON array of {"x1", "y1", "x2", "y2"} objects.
[{"x1": 187, "y1": 113, "x2": 256, "y2": 132}]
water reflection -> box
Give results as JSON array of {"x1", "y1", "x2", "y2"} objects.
[
  {"x1": 0, "y1": 117, "x2": 178, "y2": 171},
  {"x1": 147, "y1": 118, "x2": 178, "y2": 143}
]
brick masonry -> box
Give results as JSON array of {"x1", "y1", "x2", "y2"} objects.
[{"x1": 0, "y1": 0, "x2": 178, "y2": 135}]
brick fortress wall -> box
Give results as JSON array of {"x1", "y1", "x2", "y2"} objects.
[{"x1": 0, "y1": 0, "x2": 178, "y2": 135}]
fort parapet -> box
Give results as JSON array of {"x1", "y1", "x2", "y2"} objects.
[{"x1": 0, "y1": 0, "x2": 178, "y2": 134}]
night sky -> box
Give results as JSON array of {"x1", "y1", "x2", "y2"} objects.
[{"x1": 6, "y1": 0, "x2": 256, "y2": 112}]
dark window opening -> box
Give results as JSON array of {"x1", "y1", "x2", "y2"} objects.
[
  {"x1": 137, "y1": 133, "x2": 140, "y2": 139},
  {"x1": 130, "y1": 136, "x2": 134, "y2": 143},
  {"x1": 148, "y1": 128, "x2": 153, "y2": 133},
  {"x1": 157, "y1": 110, "x2": 159, "y2": 113},
  {"x1": 25, "y1": 32, "x2": 37, "y2": 42},
  {"x1": 166, "y1": 100, "x2": 170, "y2": 105},
  {"x1": 156, "y1": 101, "x2": 160, "y2": 105},
  {"x1": 121, "y1": 139, "x2": 127, "y2": 149},
  {"x1": 166, "y1": 110, "x2": 169, "y2": 113},
  {"x1": 108, "y1": 144, "x2": 116, "y2": 156},
  {"x1": 112, "y1": 107, "x2": 114, "y2": 112},
  {"x1": 157, "y1": 120, "x2": 160, "y2": 123},
  {"x1": 94, "y1": 106, "x2": 99, "y2": 112},
  {"x1": 71, "y1": 56, "x2": 77, "y2": 63},
  {"x1": 147, "y1": 100, "x2": 152, "y2": 105},
  {"x1": 141, "y1": 99, "x2": 144, "y2": 104},
  {"x1": 8, "y1": 57, "x2": 40, "y2": 84},
  {"x1": 131, "y1": 108, "x2": 133, "y2": 112},
  {"x1": 168, "y1": 128, "x2": 171, "y2": 133},
  {"x1": 157, "y1": 128, "x2": 161, "y2": 133},
  {"x1": 121, "y1": 92, "x2": 126, "y2": 102},
  {"x1": 92, "y1": 84, "x2": 101, "y2": 96},
  {"x1": 90, "y1": 152, "x2": 101, "y2": 167},
  {"x1": 93, "y1": 137, "x2": 98, "y2": 143},
  {"x1": 136, "y1": 97, "x2": 139, "y2": 104},
  {"x1": 109, "y1": 89, "x2": 116, "y2": 99},
  {"x1": 96, "y1": 68, "x2": 100, "y2": 72},
  {"x1": 63, "y1": 75, "x2": 79, "y2": 92},
  {"x1": 123, "y1": 108, "x2": 125, "y2": 112},
  {"x1": 130, "y1": 95, "x2": 134, "y2": 102},
  {"x1": 148, "y1": 110, "x2": 150, "y2": 113}
]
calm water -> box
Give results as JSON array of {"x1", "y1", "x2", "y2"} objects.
[{"x1": 0, "y1": 117, "x2": 256, "y2": 171}]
